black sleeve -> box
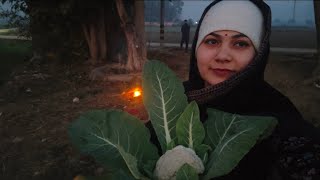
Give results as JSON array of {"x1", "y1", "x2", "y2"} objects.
[
  {"x1": 276, "y1": 100, "x2": 320, "y2": 144},
  {"x1": 262, "y1": 82, "x2": 320, "y2": 144},
  {"x1": 269, "y1": 93, "x2": 320, "y2": 144}
]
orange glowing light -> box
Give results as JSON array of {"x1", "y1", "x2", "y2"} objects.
[
  {"x1": 122, "y1": 87, "x2": 142, "y2": 99},
  {"x1": 133, "y1": 88, "x2": 142, "y2": 97},
  {"x1": 133, "y1": 90, "x2": 141, "y2": 97}
]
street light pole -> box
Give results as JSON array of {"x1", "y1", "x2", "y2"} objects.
[
  {"x1": 160, "y1": 0, "x2": 164, "y2": 47},
  {"x1": 293, "y1": 0, "x2": 296, "y2": 22}
]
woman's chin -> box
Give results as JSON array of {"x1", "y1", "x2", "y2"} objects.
[{"x1": 205, "y1": 78, "x2": 227, "y2": 86}]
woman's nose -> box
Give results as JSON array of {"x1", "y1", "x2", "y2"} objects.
[{"x1": 215, "y1": 45, "x2": 232, "y2": 63}]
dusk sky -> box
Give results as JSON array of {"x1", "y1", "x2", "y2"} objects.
[
  {"x1": 181, "y1": 0, "x2": 315, "y2": 26},
  {"x1": 0, "y1": 0, "x2": 316, "y2": 27}
]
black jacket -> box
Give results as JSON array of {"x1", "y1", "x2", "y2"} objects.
[
  {"x1": 183, "y1": 0, "x2": 320, "y2": 179},
  {"x1": 181, "y1": 22, "x2": 190, "y2": 37}
]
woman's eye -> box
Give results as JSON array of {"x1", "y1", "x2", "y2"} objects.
[
  {"x1": 234, "y1": 41, "x2": 250, "y2": 47},
  {"x1": 204, "y1": 39, "x2": 218, "y2": 45}
]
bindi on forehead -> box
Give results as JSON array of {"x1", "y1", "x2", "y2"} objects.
[{"x1": 225, "y1": 34, "x2": 228, "y2": 36}]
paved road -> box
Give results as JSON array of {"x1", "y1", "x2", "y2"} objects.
[
  {"x1": 148, "y1": 42, "x2": 317, "y2": 54},
  {"x1": 146, "y1": 28, "x2": 318, "y2": 53},
  {"x1": 1, "y1": 28, "x2": 317, "y2": 54}
]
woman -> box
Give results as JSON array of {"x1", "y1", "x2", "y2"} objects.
[{"x1": 183, "y1": 0, "x2": 320, "y2": 179}]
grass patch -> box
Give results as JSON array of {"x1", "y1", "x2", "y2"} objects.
[
  {"x1": 0, "y1": 39, "x2": 32, "y2": 85},
  {"x1": 0, "y1": 28, "x2": 18, "y2": 36}
]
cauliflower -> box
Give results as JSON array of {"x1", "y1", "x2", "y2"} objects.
[{"x1": 154, "y1": 145, "x2": 204, "y2": 180}]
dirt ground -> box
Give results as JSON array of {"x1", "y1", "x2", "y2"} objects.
[{"x1": 0, "y1": 47, "x2": 319, "y2": 180}]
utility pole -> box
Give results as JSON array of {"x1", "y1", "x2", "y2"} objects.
[
  {"x1": 292, "y1": 0, "x2": 296, "y2": 22},
  {"x1": 160, "y1": 0, "x2": 164, "y2": 47}
]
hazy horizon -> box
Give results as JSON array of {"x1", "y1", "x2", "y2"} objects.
[
  {"x1": 0, "y1": 0, "x2": 317, "y2": 28},
  {"x1": 181, "y1": 0, "x2": 315, "y2": 27}
]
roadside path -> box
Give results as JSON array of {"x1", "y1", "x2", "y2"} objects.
[
  {"x1": 0, "y1": 35, "x2": 316, "y2": 54},
  {"x1": 148, "y1": 42, "x2": 317, "y2": 54},
  {"x1": 0, "y1": 35, "x2": 30, "y2": 40}
]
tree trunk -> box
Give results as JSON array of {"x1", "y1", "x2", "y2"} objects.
[
  {"x1": 98, "y1": 7, "x2": 107, "y2": 62},
  {"x1": 27, "y1": 0, "x2": 45, "y2": 61},
  {"x1": 115, "y1": 0, "x2": 146, "y2": 72},
  {"x1": 134, "y1": 0, "x2": 147, "y2": 60},
  {"x1": 313, "y1": 0, "x2": 320, "y2": 78},
  {"x1": 82, "y1": 7, "x2": 107, "y2": 65},
  {"x1": 82, "y1": 23, "x2": 98, "y2": 64}
]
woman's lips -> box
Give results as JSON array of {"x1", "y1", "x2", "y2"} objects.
[{"x1": 210, "y1": 68, "x2": 235, "y2": 78}]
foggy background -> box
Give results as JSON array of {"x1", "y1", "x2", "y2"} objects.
[
  {"x1": 143, "y1": 0, "x2": 317, "y2": 50},
  {"x1": 0, "y1": 0, "x2": 316, "y2": 28},
  {"x1": 0, "y1": 0, "x2": 317, "y2": 49},
  {"x1": 181, "y1": 0, "x2": 315, "y2": 28}
]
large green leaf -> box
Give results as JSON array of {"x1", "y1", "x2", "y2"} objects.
[
  {"x1": 68, "y1": 109, "x2": 159, "y2": 179},
  {"x1": 203, "y1": 108, "x2": 278, "y2": 180},
  {"x1": 176, "y1": 164, "x2": 199, "y2": 180},
  {"x1": 176, "y1": 101, "x2": 205, "y2": 149},
  {"x1": 195, "y1": 144, "x2": 211, "y2": 165},
  {"x1": 142, "y1": 60, "x2": 188, "y2": 152}
]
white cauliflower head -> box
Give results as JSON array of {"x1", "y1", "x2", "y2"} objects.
[{"x1": 154, "y1": 145, "x2": 204, "y2": 180}]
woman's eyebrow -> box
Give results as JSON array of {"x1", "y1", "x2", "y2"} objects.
[
  {"x1": 232, "y1": 33, "x2": 248, "y2": 38},
  {"x1": 207, "y1": 32, "x2": 248, "y2": 39},
  {"x1": 207, "y1": 32, "x2": 221, "y2": 38}
]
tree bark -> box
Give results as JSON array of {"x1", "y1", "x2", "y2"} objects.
[
  {"x1": 313, "y1": 0, "x2": 320, "y2": 78},
  {"x1": 82, "y1": 7, "x2": 107, "y2": 65},
  {"x1": 97, "y1": 7, "x2": 107, "y2": 62},
  {"x1": 82, "y1": 23, "x2": 98, "y2": 64},
  {"x1": 27, "y1": 0, "x2": 45, "y2": 61},
  {"x1": 134, "y1": 0, "x2": 147, "y2": 61},
  {"x1": 115, "y1": 0, "x2": 146, "y2": 72}
]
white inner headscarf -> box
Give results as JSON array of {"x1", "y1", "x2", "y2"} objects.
[{"x1": 196, "y1": 0, "x2": 264, "y2": 51}]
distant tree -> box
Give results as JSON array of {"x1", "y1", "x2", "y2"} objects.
[
  {"x1": 145, "y1": 0, "x2": 183, "y2": 22},
  {"x1": 173, "y1": 18, "x2": 182, "y2": 26},
  {"x1": 188, "y1": 18, "x2": 194, "y2": 26},
  {"x1": 0, "y1": 0, "x2": 146, "y2": 73},
  {"x1": 0, "y1": 0, "x2": 29, "y2": 36}
]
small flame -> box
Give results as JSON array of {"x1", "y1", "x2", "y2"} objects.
[{"x1": 133, "y1": 88, "x2": 142, "y2": 98}]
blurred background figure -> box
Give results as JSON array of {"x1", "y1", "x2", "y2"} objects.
[{"x1": 180, "y1": 19, "x2": 190, "y2": 52}]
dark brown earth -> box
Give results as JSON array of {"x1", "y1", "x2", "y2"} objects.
[{"x1": 0, "y1": 47, "x2": 319, "y2": 180}]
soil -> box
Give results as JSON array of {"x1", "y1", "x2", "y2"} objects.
[{"x1": 0, "y1": 47, "x2": 319, "y2": 180}]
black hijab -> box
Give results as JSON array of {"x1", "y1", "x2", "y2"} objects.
[
  {"x1": 184, "y1": 0, "x2": 320, "y2": 142},
  {"x1": 184, "y1": 0, "x2": 271, "y2": 104}
]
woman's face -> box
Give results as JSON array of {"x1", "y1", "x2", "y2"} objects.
[{"x1": 196, "y1": 30, "x2": 256, "y2": 85}]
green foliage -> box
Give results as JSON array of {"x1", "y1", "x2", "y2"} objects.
[
  {"x1": 69, "y1": 60, "x2": 278, "y2": 180},
  {"x1": 176, "y1": 101, "x2": 205, "y2": 149},
  {"x1": 203, "y1": 109, "x2": 278, "y2": 179},
  {"x1": 195, "y1": 144, "x2": 211, "y2": 165},
  {"x1": 176, "y1": 164, "x2": 199, "y2": 180},
  {"x1": 0, "y1": 28, "x2": 18, "y2": 35},
  {"x1": 142, "y1": 60, "x2": 188, "y2": 152},
  {"x1": 0, "y1": 0, "x2": 90, "y2": 59},
  {"x1": 68, "y1": 109, "x2": 159, "y2": 179},
  {"x1": 0, "y1": 0, "x2": 29, "y2": 36}
]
